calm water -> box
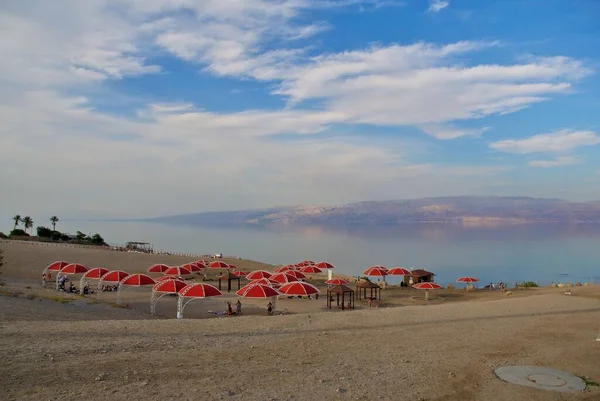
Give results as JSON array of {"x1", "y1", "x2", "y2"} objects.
[{"x1": 58, "y1": 221, "x2": 600, "y2": 287}]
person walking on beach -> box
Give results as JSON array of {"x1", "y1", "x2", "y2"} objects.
[
  {"x1": 236, "y1": 300, "x2": 242, "y2": 315},
  {"x1": 267, "y1": 302, "x2": 273, "y2": 316}
]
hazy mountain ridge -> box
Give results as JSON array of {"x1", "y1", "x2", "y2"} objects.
[{"x1": 148, "y1": 197, "x2": 600, "y2": 227}]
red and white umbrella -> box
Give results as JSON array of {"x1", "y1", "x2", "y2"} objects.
[
  {"x1": 238, "y1": 283, "x2": 279, "y2": 298},
  {"x1": 285, "y1": 270, "x2": 307, "y2": 280},
  {"x1": 250, "y1": 278, "x2": 280, "y2": 287},
  {"x1": 387, "y1": 267, "x2": 412, "y2": 276},
  {"x1": 79, "y1": 267, "x2": 109, "y2": 293},
  {"x1": 227, "y1": 264, "x2": 238, "y2": 270},
  {"x1": 194, "y1": 260, "x2": 207, "y2": 268},
  {"x1": 156, "y1": 275, "x2": 178, "y2": 282},
  {"x1": 43, "y1": 261, "x2": 69, "y2": 279},
  {"x1": 117, "y1": 274, "x2": 156, "y2": 304},
  {"x1": 151, "y1": 279, "x2": 188, "y2": 315},
  {"x1": 315, "y1": 262, "x2": 334, "y2": 269},
  {"x1": 412, "y1": 282, "x2": 442, "y2": 300},
  {"x1": 147, "y1": 264, "x2": 170, "y2": 273},
  {"x1": 269, "y1": 272, "x2": 298, "y2": 284},
  {"x1": 163, "y1": 266, "x2": 192, "y2": 276},
  {"x1": 232, "y1": 271, "x2": 247, "y2": 277},
  {"x1": 56, "y1": 263, "x2": 89, "y2": 289},
  {"x1": 456, "y1": 276, "x2": 479, "y2": 283},
  {"x1": 325, "y1": 277, "x2": 348, "y2": 285},
  {"x1": 177, "y1": 283, "x2": 223, "y2": 318},
  {"x1": 182, "y1": 263, "x2": 203, "y2": 273},
  {"x1": 299, "y1": 265, "x2": 323, "y2": 274},
  {"x1": 363, "y1": 266, "x2": 388, "y2": 277},
  {"x1": 278, "y1": 281, "x2": 320, "y2": 297},
  {"x1": 246, "y1": 270, "x2": 272, "y2": 280},
  {"x1": 274, "y1": 266, "x2": 293, "y2": 273},
  {"x1": 208, "y1": 261, "x2": 230, "y2": 269},
  {"x1": 100, "y1": 270, "x2": 129, "y2": 284}
]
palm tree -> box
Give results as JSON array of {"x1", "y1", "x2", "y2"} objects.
[
  {"x1": 12, "y1": 215, "x2": 21, "y2": 230},
  {"x1": 50, "y1": 216, "x2": 59, "y2": 233},
  {"x1": 22, "y1": 216, "x2": 33, "y2": 234}
]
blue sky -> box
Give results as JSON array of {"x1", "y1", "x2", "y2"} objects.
[{"x1": 1, "y1": 0, "x2": 600, "y2": 221}]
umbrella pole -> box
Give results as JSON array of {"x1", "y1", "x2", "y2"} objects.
[{"x1": 271, "y1": 296, "x2": 277, "y2": 313}]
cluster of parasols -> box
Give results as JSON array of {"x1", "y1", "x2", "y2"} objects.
[{"x1": 41, "y1": 260, "x2": 344, "y2": 318}]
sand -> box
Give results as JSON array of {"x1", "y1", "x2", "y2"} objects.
[{"x1": 1, "y1": 240, "x2": 599, "y2": 400}]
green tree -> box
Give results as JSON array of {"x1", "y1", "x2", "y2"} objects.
[
  {"x1": 76, "y1": 231, "x2": 87, "y2": 241},
  {"x1": 90, "y1": 233, "x2": 105, "y2": 246},
  {"x1": 50, "y1": 216, "x2": 59, "y2": 233},
  {"x1": 12, "y1": 215, "x2": 21, "y2": 230},
  {"x1": 22, "y1": 216, "x2": 34, "y2": 234},
  {"x1": 37, "y1": 226, "x2": 53, "y2": 238}
]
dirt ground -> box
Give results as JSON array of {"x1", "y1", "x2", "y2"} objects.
[{"x1": 1, "y1": 241, "x2": 599, "y2": 400}]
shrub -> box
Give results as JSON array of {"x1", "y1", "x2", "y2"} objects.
[
  {"x1": 523, "y1": 281, "x2": 539, "y2": 288},
  {"x1": 0, "y1": 232, "x2": 7, "y2": 239},
  {"x1": 9, "y1": 229, "x2": 28, "y2": 237},
  {"x1": 36, "y1": 226, "x2": 54, "y2": 238}
]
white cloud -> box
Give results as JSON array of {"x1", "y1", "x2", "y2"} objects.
[
  {"x1": 529, "y1": 156, "x2": 579, "y2": 168},
  {"x1": 428, "y1": 0, "x2": 449, "y2": 13},
  {"x1": 490, "y1": 130, "x2": 600, "y2": 154},
  {"x1": 420, "y1": 125, "x2": 489, "y2": 140}
]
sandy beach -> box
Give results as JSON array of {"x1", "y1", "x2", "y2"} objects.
[{"x1": 1, "y1": 240, "x2": 599, "y2": 400}]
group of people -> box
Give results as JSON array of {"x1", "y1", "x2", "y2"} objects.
[{"x1": 226, "y1": 300, "x2": 243, "y2": 316}]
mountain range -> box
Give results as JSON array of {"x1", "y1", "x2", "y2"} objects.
[{"x1": 147, "y1": 197, "x2": 600, "y2": 227}]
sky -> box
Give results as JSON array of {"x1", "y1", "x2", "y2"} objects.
[{"x1": 1, "y1": 0, "x2": 600, "y2": 222}]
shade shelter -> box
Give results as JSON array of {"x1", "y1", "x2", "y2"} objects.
[
  {"x1": 249, "y1": 278, "x2": 280, "y2": 287},
  {"x1": 56, "y1": 263, "x2": 89, "y2": 290},
  {"x1": 404, "y1": 269, "x2": 436, "y2": 285},
  {"x1": 177, "y1": 283, "x2": 222, "y2": 318},
  {"x1": 117, "y1": 274, "x2": 156, "y2": 304},
  {"x1": 387, "y1": 267, "x2": 412, "y2": 276},
  {"x1": 325, "y1": 278, "x2": 348, "y2": 286},
  {"x1": 363, "y1": 266, "x2": 388, "y2": 277},
  {"x1": 147, "y1": 264, "x2": 170, "y2": 273},
  {"x1": 456, "y1": 276, "x2": 479, "y2": 291},
  {"x1": 208, "y1": 261, "x2": 230, "y2": 269},
  {"x1": 150, "y1": 279, "x2": 186, "y2": 316},
  {"x1": 270, "y1": 272, "x2": 298, "y2": 284},
  {"x1": 413, "y1": 282, "x2": 442, "y2": 300},
  {"x1": 182, "y1": 263, "x2": 203, "y2": 273},
  {"x1": 285, "y1": 270, "x2": 307, "y2": 280},
  {"x1": 316, "y1": 261, "x2": 335, "y2": 280},
  {"x1": 278, "y1": 281, "x2": 319, "y2": 297},
  {"x1": 217, "y1": 271, "x2": 242, "y2": 293},
  {"x1": 246, "y1": 270, "x2": 272, "y2": 280},
  {"x1": 327, "y1": 285, "x2": 355, "y2": 310},
  {"x1": 42, "y1": 261, "x2": 69, "y2": 286},
  {"x1": 97, "y1": 270, "x2": 129, "y2": 298},
  {"x1": 356, "y1": 280, "x2": 382, "y2": 301},
  {"x1": 238, "y1": 283, "x2": 280, "y2": 313},
  {"x1": 232, "y1": 271, "x2": 247, "y2": 278},
  {"x1": 274, "y1": 266, "x2": 293, "y2": 273},
  {"x1": 163, "y1": 266, "x2": 192, "y2": 277},
  {"x1": 299, "y1": 266, "x2": 323, "y2": 274},
  {"x1": 79, "y1": 267, "x2": 109, "y2": 293},
  {"x1": 194, "y1": 260, "x2": 207, "y2": 268}
]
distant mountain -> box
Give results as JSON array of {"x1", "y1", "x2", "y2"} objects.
[{"x1": 147, "y1": 197, "x2": 600, "y2": 227}]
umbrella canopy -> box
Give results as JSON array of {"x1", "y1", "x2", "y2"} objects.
[
  {"x1": 301, "y1": 260, "x2": 316, "y2": 266},
  {"x1": 156, "y1": 275, "x2": 178, "y2": 282},
  {"x1": 274, "y1": 266, "x2": 293, "y2": 273},
  {"x1": 147, "y1": 264, "x2": 170, "y2": 273},
  {"x1": 250, "y1": 278, "x2": 280, "y2": 286},
  {"x1": 363, "y1": 266, "x2": 388, "y2": 277},
  {"x1": 60, "y1": 263, "x2": 89, "y2": 275},
  {"x1": 278, "y1": 281, "x2": 320, "y2": 296},
  {"x1": 238, "y1": 283, "x2": 279, "y2": 298},
  {"x1": 285, "y1": 270, "x2": 307, "y2": 280},
  {"x1": 208, "y1": 261, "x2": 230, "y2": 269},
  {"x1": 325, "y1": 277, "x2": 348, "y2": 285},
  {"x1": 269, "y1": 272, "x2": 298, "y2": 284},
  {"x1": 299, "y1": 266, "x2": 323, "y2": 274},
  {"x1": 194, "y1": 260, "x2": 207, "y2": 268},
  {"x1": 120, "y1": 274, "x2": 156, "y2": 287},
  {"x1": 179, "y1": 283, "x2": 222, "y2": 298},
  {"x1": 153, "y1": 279, "x2": 186, "y2": 293},
  {"x1": 456, "y1": 277, "x2": 479, "y2": 283},
  {"x1": 315, "y1": 262, "x2": 335, "y2": 269},
  {"x1": 82, "y1": 267, "x2": 109, "y2": 279},
  {"x1": 100, "y1": 270, "x2": 129, "y2": 283},
  {"x1": 45, "y1": 261, "x2": 69, "y2": 272},
  {"x1": 413, "y1": 282, "x2": 442, "y2": 290},
  {"x1": 182, "y1": 263, "x2": 203, "y2": 272},
  {"x1": 227, "y1": 264, "x2": 238, "y2": 270},
  {"x1": 387, "y1": 267, "x2": 412, "y2": 276},
  {"x1": 232, "y1": 271, "x2": 247, "y2": 277},
  {"x1": 163, "y1": 266, "x2": 192, "y2": 276},
  {"x1": 246, "y1": 270, "x2": 272, "y2": 280}
]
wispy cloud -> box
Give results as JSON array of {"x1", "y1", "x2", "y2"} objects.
[
  {"x1": 529, "y1": 156, "x2": 579, "y2": 168},
  {"x1": 428, "y1": 0, "x2": 449, "y2": 13},
  {"x1": 490, "y1": 130, "x2": 600, "y2": 154}
]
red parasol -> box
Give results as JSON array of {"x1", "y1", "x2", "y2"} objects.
[
  {"x1": 285, "y1": 270, "x2": 307, "y2": 280},
  {"x1": 208, "y1": 261, "x2": 230, "y2": 269},
  {"x1": 45, "y1": 261, "x2": 69, "y2": 272},
  {"x1": 387, "y1": 267, "x2": 412, "y2": 276},
  {"x1": 153, "y1": 279, "x2": 187, "y2": 293},
  {"x1": 232, "y1": 271, "x2": 247, "y2": 277},
  {"x1": 163, "y1": 266, "x2": 192, "y2": 276},
  {"x1": 250, "y1": 277, "x2": 280, "y2": 287},
  {"x1": 325, "y1": 277, "x2": 348, "y2": 285},
  {"x1": 194, "y1": 260, "x2": 207, "y2": 268},
  {"x1": 82, "y1": 267, "x2": 109, "y2": 279},
  {"x1": 100, "y1": 270, "x2": 129, "y2": 283},
  {"x1": 456, "y1": 277, "x2": 479, "y2": 283},
  {"x1": 238, "y1": 283, "x2": 279, "y2": 298},
  {"x1": 147, "y1": 264, "x2": 170, "y2": 273},
  {"x1": 274, "y1": 266, "x2": 292, "y2": 273},
  {"x1": 227, "y1": 264, "x2": 238, "y2": 270},
  {"x1": 299, "y1": 265, "x2": 323, "y2": 274},
  {"x1": 412, "y1": 282, "x2": 442, "y2": 300},
  {"x1": 246, "y1": 270, "x2": 272, "y2": 280},
  {"x1": 278, "y1": 281, "x2": 320, "y2": 296},
  {"x1": 156, "y1": 275, "x2": 178, "y2": 282},
  {"x1": 182, "y1": 263, "x2": 203, "y2": 272},
  {"x1": 60, "y1": 263, "x2": 89, "y2": 274},
  {"x1": 269, "y1": 272, "x2": 298, "y2": 284},
  {"x1": 120, "y1": 274, "x2": 156, "y2": 287},
  {"x1": 179, "y1": 283, "x2": 222, "y2": 298},
  {"x1": 315, "y1": 262, "x2": 334, "y2": 269},
  {"x1": 363, "y1": 266, "x2": 388, "y2": 277}
]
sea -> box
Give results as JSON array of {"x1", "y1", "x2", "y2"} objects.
[{"x1": 56, "y1": 221, "x2": 600, "y2": 287}]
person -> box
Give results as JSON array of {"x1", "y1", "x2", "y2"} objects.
[
  {"x1": 267, "y1": 302, "x2": 273, "y2": 316},
  {"x1": 226, "y1": 302, "x2": 233, "y2": 316},
  {"x1": 368, "y1": 297, "x2": 373, "y2": 309},
  {"x1": 315, "y1": 293, "x2": 319, "y2": 300},
  {"x1": 236, "y1": 300, "x2": 242, "y2": 315}
]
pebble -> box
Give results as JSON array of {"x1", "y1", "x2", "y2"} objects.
[{"x1": 336, "y1": 388, "x2": 346, "y2": 393}]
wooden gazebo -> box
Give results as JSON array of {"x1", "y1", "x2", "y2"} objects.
[
  {"x1": 327, "y1": 285, "x2": 355, "y2": 310},
  {"x1": 217, "y1": 271, "x2": 241, "y2": 293},
  {"x1": 356, "y1": 280, "x2": 381, "y2": 301}
]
